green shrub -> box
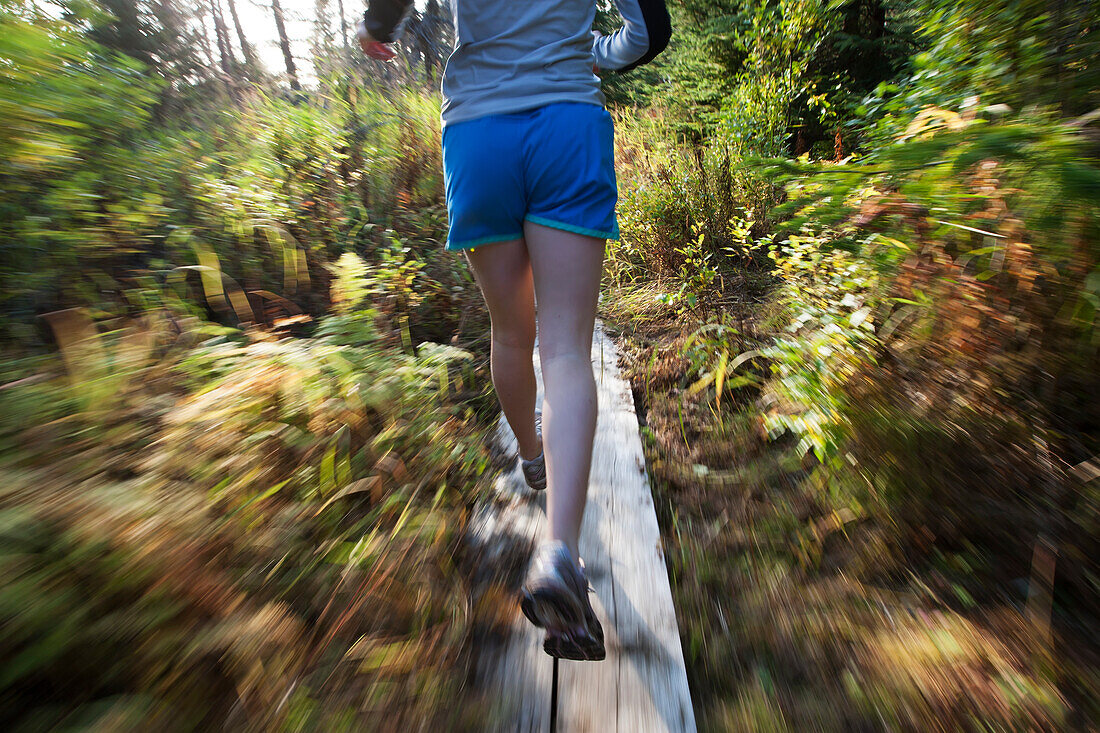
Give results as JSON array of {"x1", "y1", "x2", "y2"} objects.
[
  {"x1": 0, "y1": 3, "x2": 453, "y2": 346},
  {"x1": 612, "y1": 111, "x2": 771, "y2": 287}
]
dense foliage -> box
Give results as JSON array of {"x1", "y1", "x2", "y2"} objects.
[
  {"x1": 1, "y1": 0, "x2": 498, "y2": 728},
  {"x1": 606, "y1": 0, "x2": 1099, "y2": 729},
  {"x1": 2, "y1": 0, "x2": 1098, "y2": 728}
]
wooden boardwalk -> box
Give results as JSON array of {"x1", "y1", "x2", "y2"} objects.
[{"x1": 474, "y1": 323, "x2": 695, "y2": 732}]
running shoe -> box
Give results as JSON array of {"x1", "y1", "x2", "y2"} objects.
[
  {"x1": 520, "y1": 541, "x2": 605, "y2": 660},
  {"x1": 519, "y1": 411, "x2": 545, "y2": 491},
  {"x1": 520, "y1": 452, "x2": 546, "y2": 491}
]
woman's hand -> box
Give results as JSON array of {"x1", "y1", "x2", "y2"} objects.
[{"x1": 357, "y1": 18, "x2": 397, "y2": 60}]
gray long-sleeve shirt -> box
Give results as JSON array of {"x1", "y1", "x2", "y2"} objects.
[{"x1": 365, "y1": 0, "x2": 670, "y2": 125}]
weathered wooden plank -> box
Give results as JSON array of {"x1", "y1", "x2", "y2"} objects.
[
  {"x1": 478, "y1": 323, "x2": 695, "y2": 732},
  {"x1": 475, "y1": 414, "x2": 553, "y2": 733},
  {"x1": 561, "y1": 326, "x2": 696, "y2": 733}
]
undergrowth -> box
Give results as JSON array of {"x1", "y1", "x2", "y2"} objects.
[
  {"x1": 607, "y1": 66, "x2": 1098, "y2": 733},
  {"x1": 1, "y1": 19, "x2": 499, "y2": 725},
  {"x1": 0, "y1": 254, "x2": 498, "y2": 731}
]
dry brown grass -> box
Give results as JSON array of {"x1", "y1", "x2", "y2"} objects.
[{"x1": 607, "y1": 296, "x2": 1089, "y2": 731}]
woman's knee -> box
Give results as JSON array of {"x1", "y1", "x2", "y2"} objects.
[
  {"x1": 491, "y1": 320, "x2": 536, "y2": 352},
  {"x1": 538, "y1": 345, "x2": 594, "y2": 376},
  {"x1": 537, "y1": 331, "x2": 594, "y2": 364}
]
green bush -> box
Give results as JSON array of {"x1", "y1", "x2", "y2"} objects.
[
  {"x1": 612, "y1": 111, "x2": 771, "y2": 288},
  {"x1": 0, "y1": 2, "x2": 454, "y2": 347}
]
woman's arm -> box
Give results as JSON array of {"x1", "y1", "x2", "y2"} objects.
[{"x1": 592, "y1": 0, "x2": 671, "y2": 73}]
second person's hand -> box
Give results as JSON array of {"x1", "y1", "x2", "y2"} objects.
[{"x1": 357, "y1": 18, "x2": 397, "y2": 60}]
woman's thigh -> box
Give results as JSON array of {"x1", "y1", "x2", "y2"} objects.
[{"x1": 524, "y1": 221, "x2": 605, "y2": 360}]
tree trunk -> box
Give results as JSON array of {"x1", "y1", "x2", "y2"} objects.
[
  {"x1": 226, "y1": 0, "x2": 260, "y2": 72},
  {"x1": 197, "y1": 4, "x2": 219, "y2": 72},
  {"x1": 421, "y1": 0, "x2": 446, "y2": 81},
  {"x1": 210, "y1": 0, "x2": 237, "y2": 76},
  {"x1": 197, "y1": 0, "x2": 235, "y2": 103},
  {"x1": 337, "y1": 0, "x2": 348, "y2": 48},
  {"x1": 312, "y1": 0, "x2": 335, "y2": 79},
  {"x1": 271, "y1": 0, "x2": 302, "y2": 90}
]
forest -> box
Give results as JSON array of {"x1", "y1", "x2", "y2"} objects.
[{"x1": 1, "y1": 0, "x2": 1097, "y2": 730}]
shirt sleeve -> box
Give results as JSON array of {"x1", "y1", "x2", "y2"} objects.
[
  {"x1": 364, "y1": 0, "x2": 414, "y2": 43},
  {"x1": 592, "y1": 0, "x2": 671, "y2": 73}
]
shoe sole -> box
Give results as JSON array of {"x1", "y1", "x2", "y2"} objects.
[
  {"x1": 521, "y1": 419, "x2": 545, "y2": 491},
  {"x1": 544, "y1": 632, "x2": 606, "y2": 661}
]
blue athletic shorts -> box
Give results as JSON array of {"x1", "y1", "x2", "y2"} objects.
[{"x1": 441, "y1": 102, "x2": 619, "y2": 251}]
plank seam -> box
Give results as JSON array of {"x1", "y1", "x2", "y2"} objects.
[{"x1": 550, "y1": 657, "x2": 559, "y2": 733}]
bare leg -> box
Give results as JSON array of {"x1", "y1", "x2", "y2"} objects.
[
  {"x1": 525, "y1": 221, "x2": 605, "y2": 559},
  {"x1": 465, "y1": 239, "x2": 541, "y2": 461}
]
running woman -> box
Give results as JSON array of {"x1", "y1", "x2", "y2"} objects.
[{"x1": 359, "y1": 0, "x2": 670, "y2": 661}]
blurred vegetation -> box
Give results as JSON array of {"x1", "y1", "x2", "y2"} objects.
[
  {"x1": 606, "y1": 0, "x2": 1099, "y2": 729},
  {"x1": 1, "y1": 0, "x2": 502, "y2": 729},
  {"x1": 1, "y1": 0, "x2": 456, "y2": 346},
  {"x1": 1, "y1": 286, "x2": 494, "y2": 730},
  {"x1": 3, "y1": 0, "x2": 1099, "y2": 728}
]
